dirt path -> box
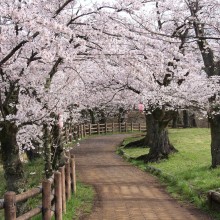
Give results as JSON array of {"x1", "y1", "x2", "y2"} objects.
[{"x1": 71, "y1": 134, "x2": 213, "y2": 220}]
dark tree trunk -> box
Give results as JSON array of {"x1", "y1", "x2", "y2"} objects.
[
  {"x1": 88, "y1": 109, "x2": 96, "y2": 124},
  {"x1": 209, "y1": 115, "x2": 220, "y2": 168},
  {"x1": 118, "y1": 107, "x2": 125, "y2": 123},
  {"x1": 0, "y1": 122, "x2": 27, "y2": 215},
  {"x1": 172, "y1": 111, "x2": 179, "y2": 128},
  {"x1": 144, "y1": 114, "x2": 156, "y2": 147},
  {"x1": 99, "y1": 110, "x2": 106, "y2": 124},
  {"x1": 183, "y1": 110, "x2": 190, "y2": 128},
  {"x1": 51, "y1": 123, "x2": 64, "y2": 170},
  {"x1": 0, "y1": 122, "x2": 25, "y2": 192},
  {"x1": 137, "y1": 108, "x2": 177, "y2": 162},
  {"x1": 43, "y1": 124, "x2": 53, "y2": 178},
  {"x1": 190, "y1": 113, "x2": 197, "y2": 128},
  {"x1": 145, "y1": 119, "x2": 177, "y2": 162},
  {"x1": 145, "y1": 109, "x2": 177, "y2": 162}
]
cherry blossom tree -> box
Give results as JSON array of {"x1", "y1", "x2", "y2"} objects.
[
  {"x1": 181, "y1": 0, "x2": 220, "y2": 167},
  {"x1": 83, "y1": 0, "x2": 219, "y2": 162},
  {"x1": 0, "y1": 0, "x2": 105, "y2": 194},
  {"x1": 131, "y1": 0, "x2": 220, "y2": 166}
]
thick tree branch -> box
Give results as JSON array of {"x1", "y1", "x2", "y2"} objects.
[
  {"x1": 0, "y1": 32, "x2": 39, "y2": 67},
  {"x1": 49, "y1": 57, "x2": 63, "y2": 80},
  {"x1": 53, "y1": 0, "x2": 74, "y2": 18}
]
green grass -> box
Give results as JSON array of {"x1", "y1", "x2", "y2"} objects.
[
  {"x1": 119, "y1": 128, "x2": 220, "y2": 218},
  {"x1": 32, "y1": 181, "x2": 94, "y2": 220},
  {"x1": 0, "y1": 158, "x2": 45, "y2": 219},
  {"x1": 64, "y1": 182, "x2": 94, "y2": 220},
  {"x1": 0, "y1": 158, "x2": 45, "y2": 198},
  {"x1": 0, "y1": 158, "x2": 94, "y2": 219}
]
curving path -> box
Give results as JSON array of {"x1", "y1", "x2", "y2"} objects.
[{"x1": 71, "y1": 134, "x2": 213, "y2": 220}]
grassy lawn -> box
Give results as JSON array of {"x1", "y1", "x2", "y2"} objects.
[{"x1": 120, "y1": 128, "x2": 220, "y2": 217}]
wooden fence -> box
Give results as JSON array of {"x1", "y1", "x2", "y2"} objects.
[
  {"x1": 67, "y1": 122, "x2": 146, "y2": 141},
  {"x1": 0, "y1": 122, "x2": 145, "y2": 219},
  {"x1": 0, "y1": 153, "x2": 76, "y2": 220}
]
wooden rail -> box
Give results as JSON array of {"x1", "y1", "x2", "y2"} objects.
[
  {"x1": 64, "y1": 122, "x2": 146, "y2": 142},
  {"x1": 1, "y1": 156, "x2": 76, "y2": 220}
]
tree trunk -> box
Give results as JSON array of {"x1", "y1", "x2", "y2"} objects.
[
  {"x1": 43, "y1": 124, "x2": 53, "y2": 178},
  {"x1": 183, "y1": 110, "x2": 190, "y2": 128},
  {"x1": 190, "y1": 113, "x2": 197, "y2": 128},
  {"x1": 144, "y1": 114, "x2": 156, "y2": 147},
  {"x1": 145, "y1": 112, "x2": 177, "y2": 162},
  {"x1": 137, "y1": 108, "x2": 177, "y2": 162},
  {"x1": 209, "y1": 115, "x2": 220, "y2": 168},
  {"x1": 99, "y1": 110, "x2": 107, "y2": 124},
  {"x1": 88, "y1": 109, "x2": 96, "y2": 124},
  {"x1": 172, "y1": 111, "x2": 179, "y2": 128},
  {"x1": 0, "y1": 122, "x2": 27, "y2": 215},
  {"x1": 145, "y1": 120, "x2": 177, "y2": 162},
  {"x1": 0, "y1": 122, "x2": 25, "y2": 192},
  {"x1": 118, "y1": 107, "x2": 125, "y2": 123},
  {"x1": 51, "y1": 124, "x2": 64, "y2": 170}
]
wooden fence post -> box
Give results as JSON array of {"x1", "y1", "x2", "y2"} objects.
[
  {"x1": 78, "y1": 125, "x2": 80, "y2": 139},
  {"x1": 131, "y1": 122, "x2": 133, "y2": 132},
  {"x1": 58, "y1": 167, "x2": 66, "y2": 213},
  {"x1": 105, "y1": 123, "x2": 107, "y2": 134},
  {"x1": 112, "y1": 122, "x2": 114, "y2": 133},
  {"x1": 83, "y1": 124, "x2": 86, "y2": 137},
  {"x1": 74, "y1": 126, "x2": 78, "y2": 142},
  {"x1": 65, "y1": 162, "x2": 71, "y2": 201},
  {"x1": 89, "y1": 124, "x2": 92, "y2": 136},
  {"x1": 42, "y1": 180, "x2": 51, "y2": 220},
  {"x1": 71, "y1": 125, "x2": 74, "y2": 141},
  {"x1": 4, "y1": 192, "x2": 16, "y2": 220},
  {"x1": 97, "y1": 123, "x2": 100, "y2": 134},
  {"x1": 54, "y1": 172, "x2": 62, "y2": 220},
  {"x1": 72, "y1": 126, "x2": 75, "y2": 142},
  {"x1": 80, "y1": 125, "x2": 84, "y2": 139},
  {"x1": 139, "y1": 123, "x2": 141, "y2": 132},
  {"x1": 70, "y1": 156, "x2": 76, "y2": 195},
  {"x1": 77, "y1": 125, "x2": 80, "y2": 139}
]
